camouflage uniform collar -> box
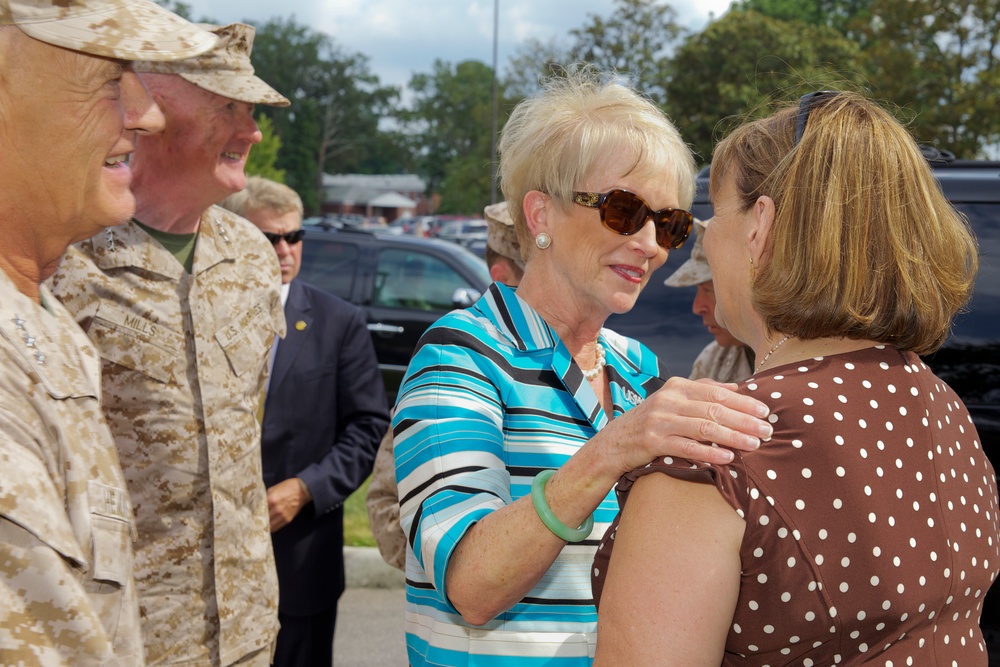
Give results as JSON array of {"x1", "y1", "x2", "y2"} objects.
[
  {"x1": 91, "y1": 207, "x2": 240, "y2": 276},
  {"x1": 0, "y1": 271, "x2": 101, "y2": 417}
]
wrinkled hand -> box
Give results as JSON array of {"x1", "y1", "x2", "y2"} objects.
[
  {"x1": 267, "y1": 477, "x2": 310, "y2": 532},
  {"x1": 601, "y1": 376, "x2": 773, "y2": 473}
]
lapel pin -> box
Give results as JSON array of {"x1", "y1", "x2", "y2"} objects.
[
  {"x1": 624, "y1": 389, "x2": 642, "y2": 406},
  {"x1": 295, "y1": 320, "x2": 307, "y2": 331}
]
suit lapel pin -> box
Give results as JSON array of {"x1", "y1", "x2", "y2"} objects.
[{"x1": 295, "y1": 320, "x2": 307, "y2": 331}]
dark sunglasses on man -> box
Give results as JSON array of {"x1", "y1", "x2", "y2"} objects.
[
  {"x1": 263, "y1": 229, "x2": 306, "y2": 246},
  {"x1": 572, "y1": 188, "x2": 693, "y2": 250}
]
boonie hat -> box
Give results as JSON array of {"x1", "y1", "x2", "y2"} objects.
[
  {"x1": 134, "y1": 22, "x2": 290, "y2": 107},
  {"x1": 484, "y1": 201, "x2": 524, "y2": 270},
  {"x1": 0, "y1": 0, "x2": 217, "y2": 61},
  {"x1": 664, "y1": 218, "x2": 710, "y2": 287}
]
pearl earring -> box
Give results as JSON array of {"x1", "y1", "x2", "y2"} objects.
[{"x1": 535, "y1": 232, "x2": 552, "y2": 250}]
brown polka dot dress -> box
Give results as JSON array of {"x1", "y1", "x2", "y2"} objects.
[{"x1": 593, "y1": 346, "x2": 1000, "y2": 665}]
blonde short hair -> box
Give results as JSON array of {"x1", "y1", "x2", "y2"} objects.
[
  {"x1": 710, "y1": 91, "x2": 978, "y2": 354},
  {"x1": 498, "y1": 67, "x2": 696, "y2": 261},
  {"x1": 221, "y1": 175, "x2": 303, "y2": 220}
]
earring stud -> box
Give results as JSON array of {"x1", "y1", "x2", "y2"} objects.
[{"x1": 535, "y1": 233, "x2": 552, "y2": 250}]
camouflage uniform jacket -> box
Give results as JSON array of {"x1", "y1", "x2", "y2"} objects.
[
  {"x1": 48, "y1": 208, "x2": 285, "y2": 666},
  {"x1": 0, "y1": 270, "x2": 143, "y2": 666},
  {"x1": 688, "y1": 340, "x2": 754, "y2": 384}
]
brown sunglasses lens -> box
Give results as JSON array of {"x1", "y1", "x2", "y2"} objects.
[
  {"x1": 603, "y1": 190, "x2": 692, "y2": 249},
  {"x1": 655, "y1": 211, "x2": 693, "y2": 250}
]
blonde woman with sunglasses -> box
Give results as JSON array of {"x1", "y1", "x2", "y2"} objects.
[{"x1": 392, "y1": 68, "x2": 774, "y2": 667}]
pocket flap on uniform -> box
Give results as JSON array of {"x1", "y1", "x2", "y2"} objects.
[
  {"x1": 0, "y1": 444, "x2": 86, "y2": 567},
  {"x1": 88, "y1": 480, "x2": 134, "y2": 585},
  {"x1": 90, "y1": 303, "x2": 183, "y2": 384},
  {"x1": 215, "y1": 298, "x2": 272, "y2": 377}
]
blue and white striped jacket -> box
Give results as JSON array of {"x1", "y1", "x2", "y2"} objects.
[{"x1": 393, "y1": 282, "x2": 665, "y2": 667}]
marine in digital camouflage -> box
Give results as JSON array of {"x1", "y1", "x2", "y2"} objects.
[
  {"x1": 48, "y1": 208, "x2": 285, "y2": 666},
  {"x1": 0, "y1": 271, "x2": 143, "y2": 666}
]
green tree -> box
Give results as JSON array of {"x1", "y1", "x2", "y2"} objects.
[
  {"x1": 567, "y1": 0, "x2": 683, "y2": 105},
  {"x1": 733, "y1": 0, "x2": 874, "y2": 33},
  {"x1": 245, "y1": 114, "x2": 285, "y2": 183},
  {"x1": 153, "y1": 0, "x2": 194, "y2": 20},
  {"x1": 404, "y1": 60, "x2": 505, "y2": 214},
  {"x1": 733, "y1": 0, "x2": 1000, "y2": 156},
  {"x1": 502, "y1": 37, "x2": 571, "y2": 101},
  {"x1": 664, "y1": 10, "x2": 864, "y2": 163},
  {"x1": 853, "y1": 0, "x2": 1000, "y2": 157},
  {"x1": 502, "y1": 0, "x2": 683, "y2": 106},
  {"x1": 249, "y1": 17, "x2": 403, "y2": 213}
]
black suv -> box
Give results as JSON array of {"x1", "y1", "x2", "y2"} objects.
[
  {"x1": 296, "y1": 225, "x2": 492, "y2": 402},
  {"x1": 610, "y1": 154, "x2": 1000, "y2": 656}
]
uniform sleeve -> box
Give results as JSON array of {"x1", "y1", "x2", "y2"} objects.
[
  {"x1": 392, "y1": 329, "x2": 508, "y2": 604},
  {"x1": 0, "y1": 518, "x2": 115, "y2": 665},
  {"x1": 0, "y1": 365, "x2": 113, "y2": 664},
  {"x1": 365, "y1": 427, "x2": 408, "y2": 571}
]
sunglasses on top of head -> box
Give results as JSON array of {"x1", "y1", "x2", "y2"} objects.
[
  {"x1": 571, "y1": 188, "x2": 693, "y2": 250},
  {"x1": 794, "y1": 90, "x2": 839, "y2": 145},
  {"x1": 263, "y1": 229, "x2": 305, "y2": 245}
]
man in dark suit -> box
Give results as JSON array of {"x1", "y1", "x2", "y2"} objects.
[{"x1": 222, "y1": 177, "x2": 389, "y2": 667}]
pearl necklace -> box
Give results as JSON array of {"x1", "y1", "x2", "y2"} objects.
[
  {"x1": 581, "y1": 342, "x2": 607, "y2": 381},
  {"x1": 755, "y1": 335, "x2": 790, "y2": 373}
]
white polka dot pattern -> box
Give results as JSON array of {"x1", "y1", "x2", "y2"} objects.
[{"x1": 594, "y1": 347, "x2": 1000, "y2": 665}]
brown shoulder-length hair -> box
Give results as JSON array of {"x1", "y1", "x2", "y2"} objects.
[{"x1": 709, "y1": 91, "x2": 978, "y2": 354}]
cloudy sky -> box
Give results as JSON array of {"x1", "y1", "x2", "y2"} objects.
[{"x1": 184, "y1": 0, "x2": 735, "y2": 89}]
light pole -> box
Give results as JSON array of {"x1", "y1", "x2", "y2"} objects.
[{"x1": 490, "y1": 0, "x2": 499, "y2": 205}]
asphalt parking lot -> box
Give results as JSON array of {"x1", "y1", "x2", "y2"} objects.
[{"x1": 333, "y1": 547, "x2": 408, "y2": 666}]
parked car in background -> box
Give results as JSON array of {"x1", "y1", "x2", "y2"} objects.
[
  {"x1": 297, "y1": 225, "x2": 492, "y2": 402},
  {"x1": 610, "y1": 152, "x2": 1000, "y2": 655},
  {"x1": 436, "y1": 218, "x2": 489, "y2": 248},
  {"x1": 385, "y1": 215, "x2": 435, "y2": 236}
]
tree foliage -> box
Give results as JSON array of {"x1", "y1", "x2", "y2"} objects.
[
  {"x1": 665, "y1": 10, "x2": 864, "y2": 163},
  {"x1": 502, "y1": 0, "x2": 682, "y2": 105},
  {"x1": 852, "y1": 0, "x2": 1000, "y2": 157},
  {"x1": 733, "y1": 0, "x2": 874, "y2": 34},
  {"x1": 245, "y1": 115, "x2": 285, "y2": 183},
  {"x1": 403, "y1": 60, "x2": 506, "y2": 214},
  {"x1": 567, "y1": 0, "x2": 682, "y2": 105},
  {"x1": 249, "y1": 17, "x2": 403, "y2": 213},
  {"x1": 155, "y1": 0, "x2": 999, "y2": 212},
  {"x1": 502, "y1": 37, "x2": 571, "y2": 101},
  {"x1": 736, "y1": 0, "x2": 1000, "y2": 156}
]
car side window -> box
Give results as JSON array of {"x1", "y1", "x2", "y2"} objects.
[
  {"x1": 374, "y1": 249, "x2": 471, "y2": 311},
  {"x1": 298, "y1": 239, "x2": 359, "y2": 299}
]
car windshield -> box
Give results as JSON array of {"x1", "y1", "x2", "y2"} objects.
[{"x1": 447, "y1": 241, "x2": 492, "y2": 285}]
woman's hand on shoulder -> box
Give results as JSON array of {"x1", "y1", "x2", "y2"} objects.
[{"x1": 603, "y1": 376, "x2": 772, "y2": 472}]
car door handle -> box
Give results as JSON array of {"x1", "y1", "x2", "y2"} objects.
[{"x1": 367, "y1": 323, "x2": 404, "y2": 334}]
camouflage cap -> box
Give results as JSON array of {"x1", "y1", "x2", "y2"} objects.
[
  {"x1": 664, "y1": 218, "x2": 711, "y2": 287},
  {"x1": 133, "y1": 22, "x2": 290, "y2": 107},
  {"x1": 484, "y1": 201, "x2": 525, "y2": 270},
  {"x1": 0, "y1": 0, "x2": 217, "y2": 61}
]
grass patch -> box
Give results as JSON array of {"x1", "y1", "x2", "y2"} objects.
[{"x1": 344, "y1": 475, "x2": 376, "y2": 547}]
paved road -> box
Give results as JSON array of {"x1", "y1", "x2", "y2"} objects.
[{"x1": 333, "y1": 582, "x2": 408, "y2": 666}]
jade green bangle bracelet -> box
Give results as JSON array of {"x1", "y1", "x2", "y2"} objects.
[{"x1": 530, "y1": 469, "x2": 594, "y2": 543}]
